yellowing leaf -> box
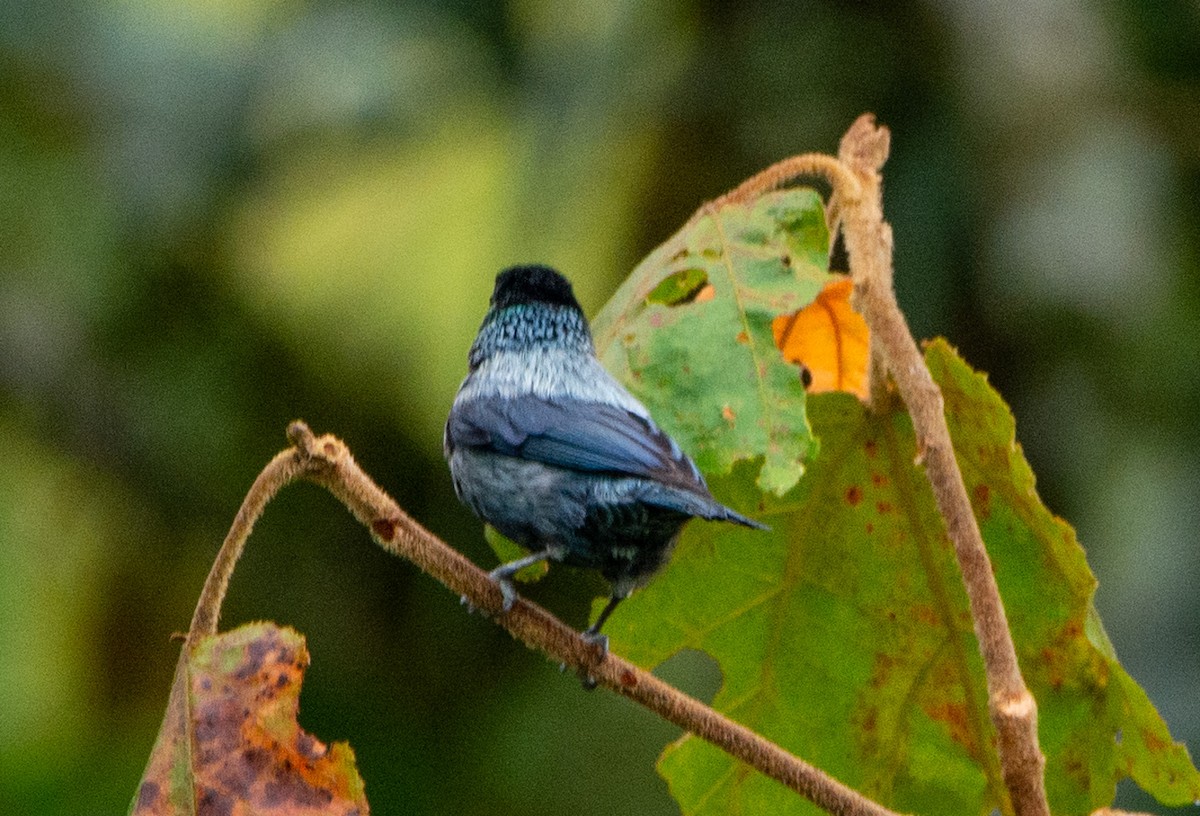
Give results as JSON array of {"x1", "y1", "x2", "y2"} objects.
[
  {"x1": 131, "y1": 623, "x2": 368, "y2": 816},
  {"x1": 773, "y1": 277, "x2": 870, "y2": 399}
]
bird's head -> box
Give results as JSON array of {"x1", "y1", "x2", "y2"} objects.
[
  {"x1": 468, "y1": 265, "x2": 592, "y2": 369},
  {"x1": 490, "y1": 265, "x2": 582, "y2": 312}
]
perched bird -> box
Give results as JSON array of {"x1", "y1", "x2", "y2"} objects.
[{"x1": 444, "y1": 265, "x2": 767, "y2": 648}]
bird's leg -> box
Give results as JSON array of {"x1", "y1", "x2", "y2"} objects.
[
  {"x1": 487, "y1": 548, "x2": 555, "y2": 613},
  {"x1": 575, "y1": 594, "x2": 624, "y2": 691},
  {"x1": 581, "y1": 594, "x2": 624, "y2": 657}
]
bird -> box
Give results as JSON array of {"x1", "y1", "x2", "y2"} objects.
[{"x1": 444, "y1": 264, "x2": 768, "y2": 652}]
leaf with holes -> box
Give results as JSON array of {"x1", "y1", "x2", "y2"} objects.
[
  {"x1": 591, "y1": 188, "x2": 835, "y2": 496},
  {"x1": 599, "y1": 339, "x2": 1199, "y2": 816},
  {"x1": 131, "y1": 622, "x2": 368, "y2": 816}
]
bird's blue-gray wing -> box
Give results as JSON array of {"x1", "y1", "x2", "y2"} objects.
[{"x1": 446, "y1": 395, "x2": 705, "y2": 492}]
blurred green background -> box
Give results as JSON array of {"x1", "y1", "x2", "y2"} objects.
[{"x1": 1, "y1": 1, "x2": 1197, "y2": 813}]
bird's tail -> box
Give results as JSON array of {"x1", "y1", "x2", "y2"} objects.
[
  {"x1": 709, "y1": 503, "x2": 770, "y2": 531},
  {"x1": 646, "y1": 484, "x2": 770, "y2": 531}
]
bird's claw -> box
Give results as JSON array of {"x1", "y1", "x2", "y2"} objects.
[
  {"x1": 576, "y1": 628, "x2": 609, "y2": 690},
  {"x1": 581, "y1": 629, "x2": 609, "y2": 657},
  {"x1": 486, "y1": 567, "x2": 518, "y2": 613}
]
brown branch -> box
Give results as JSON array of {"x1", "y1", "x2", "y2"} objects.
[
  {"x1": 188, "y1": 447, "x2": 306, "y2": 639},
  {"x1": 831, "y1": 114, "x2": 1050, "y2": 816},
  {"x1": 704, "y1": 152, "x2": 863, "y2": 211},
  {"x1": 189, "y1": 420, "x2": 904, "y2": 816},
  {"x1": 294, "y1": 423, "x2": 903, "y2": 816}
]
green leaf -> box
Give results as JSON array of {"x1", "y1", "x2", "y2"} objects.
[
  {"x1": 600, "y1": 339, "x2": 1199, "y2": 816},
  {"x1": 130, "y1": 623, "x2": 368, "y2": 816},
  {"x1": 591, "y1": 188, "x2": 834, "y2": 496}
]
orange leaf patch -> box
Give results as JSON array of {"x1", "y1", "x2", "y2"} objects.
[{"x1": 773, "y1": 277, "x2": 869, "y2": 399}]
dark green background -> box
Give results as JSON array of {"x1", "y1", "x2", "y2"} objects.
[{"x1": 1, "y1": 1, "x2": 1196, "y2": 814}]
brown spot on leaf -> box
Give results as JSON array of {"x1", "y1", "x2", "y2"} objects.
[
  {"x1": 1041, "y1": 647, "x2": 1065, "y2": 690},
  {"x1": 1143, "y1": 729, "x2": 1168, "y2": 752},
  {"x1": 875, "y1": 501, "x2": 893, "y2": 514},
  {"x1": 860, "y1": 707, "x2": 877, "y2": 732},
  {"x1": 846, "y1": 486, "x2": 863, "y2": 506},
  {"x1": 864, "y1": 439, "x2": 878, "y2": 458},
  {"x1": 197, "y1": 787, "x2": 235, "y2": 816},
  {"x1": 735, "y1": 330, "x2": 749, "y2": 344},
  {"x1": 372, "y1": 517, "x2": 396, "y2": 541},
  {"x1": 1063, "y1": 751, "x2": 1087, "y2": 786},
  {"x1": 912, "y1": 605, "x2": 939, "y2": 627},
  {"x1": 236, "y1": 637, "x2": 271, "y2": 679},
  {"x1": 870, "y1": 472, "x2": 888, "y2": 488},
  {"x1": 135, "y1": 781, "x2": 160, "y2": 812},
  {"x1": 869, "y1": 652, "x2": 895, "y2": 689},
  {"x1": 925, "y1": 701, "x2": 976, "y2": 752},
  {"x1": 721, "y1": 405, "x2": 736, "y2": 425},
  {"x1": 296, "y1": 732, "x2": 327, "y2": 761},
  {"x1": 973, "y1": 484, "x2": 991, "y2": 519},
  {"x1": 865, "y1": 522, "x2": 874, "y2": 534}
]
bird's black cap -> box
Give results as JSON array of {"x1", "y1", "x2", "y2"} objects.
[{"x1": 491, "y1": 265, "x2": 582, "y2": 312}]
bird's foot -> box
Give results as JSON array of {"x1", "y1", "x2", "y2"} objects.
[
  {"x1": 486, "y1": 567, "x2": 519, "y2": 613},
  {"x1": 576, "y1": 627, "x2": 609, "y2": 691},
  {"x1": 580, "y1": 628, "x2": 609, "y2": 657}
]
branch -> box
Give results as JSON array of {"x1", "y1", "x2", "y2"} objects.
[
  {"x1": 831, "y1": 114, "x2": 1050, "y2": 816},
  {"x1": 188, "y1": 447, "x2": 305, "y2": 639},
  {"x1": 189, "y1": 420, "x2": 905, "y2": 816}
]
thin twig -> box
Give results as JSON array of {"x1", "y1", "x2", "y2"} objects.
[
  {"x1": 188, "y1": 447, "x2": 305, "y2": 639},
  {"x1": 703, "y1": 152, "x2": 863, "y2": 212},
  {"x1": 831, "y1": 113, "x2": 1050, "y2": 816}
]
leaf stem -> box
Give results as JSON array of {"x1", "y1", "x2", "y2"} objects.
[
  {"x1": 832, "y1": 114, "x2": 1050, "y2": 816},
  {"x1": 195, "y1": 420, "x2": 906, "y2": 816}
]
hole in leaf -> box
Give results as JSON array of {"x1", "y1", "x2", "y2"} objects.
[
  {"x1": 647, "y1": 268, "x2": 711, "y2": 306},
  {"x1": 654, "y1": 649, "x2": 722, "y2": 705}
]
